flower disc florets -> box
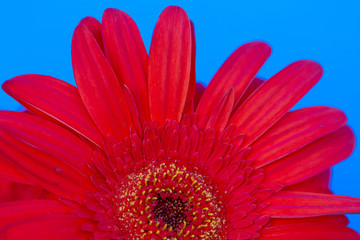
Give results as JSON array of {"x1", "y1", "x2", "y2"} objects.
[
  {"x1": 115, "y1": 161, "x2": 227, "y2": 239},
  {"x1": 86, "y1": 115, "x2": 280, "y2": 239}
]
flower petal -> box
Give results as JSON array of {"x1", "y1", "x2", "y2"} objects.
[
  {"x1": 248, "y1": 106, "x2": 347, "y2": 168},
  {"x1": 233, "y1": 77, "x2": 264, "y2": 112},
  {"x1": 196, "y1": 41, "x2": 271, "y2": 119},
  {"x1": 259, "y1": 223, "x2": 360, "y2": 240},
  {"x1": 262, "y1": 191, "x2": 360, "y2": 217},
  {"x1": 2, "y1": 74, "x2": 103, "y2": 147},
  {"x1": 102, "y1": 8, "x2": 150, "y2": 122},
  {"x1": 186, "y1": 21, "x2": 196, "y2": 102},
  {"x1": 72, "y1": 23, "x2": 133, "y2": 140},
  {"x1": 0, "y1": 151, "x2": 32, "y2": 184},
  {"x1": 0, "y1": 200, "x2": 71, "y2": 229},
  {"x1": 148, "y1": 6, "x2": 192, "y2": 124},
  {"x1": 79, "y1": 16, "x2": 104, "y2": 51},
  {"x1": 0, "y1": 111, "x2": 94, "y2": 176},
  {"x1": 271, "y1": 215, "x2": 349, "y2": 227},
  {"x1": 0, "y1": 179, "x2": 43, "y2": 203},
  {"x1": 262, "y1": 126, "x2": 355, "y2": 186},
  {"x1": 230, "y1": 60, "x2": 323, "y2": 146},
  {"x1": 285, "y1": 169, "x2": 331, "y2": 194},
  {"x1": 0, "y1": 215, "x2": 89, "y2": 240},
  {"x1": 205, "y1": 88, "x2": 235, "y2": 133},
  {"x1": 0, "y1": 115, "x2": 96, "y2": 199}
]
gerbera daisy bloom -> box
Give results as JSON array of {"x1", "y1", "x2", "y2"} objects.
[{"x1": 0, "y1": 5, "x2": 359, "y2": 239}]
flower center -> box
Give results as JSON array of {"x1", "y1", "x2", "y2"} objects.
[
  {"x1": 115, "y1": 161, "x2": 228, "y2": 239},
  {"x1": 152, "y1": 195, "x2": 189, "y2": 231}
]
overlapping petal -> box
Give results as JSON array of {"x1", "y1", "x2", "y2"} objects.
[
  {"x1": 248, "y1": 106, "x2": 347, "y2": 168},
  {"x1": 0, "y1": 111, "x2": 95, "y2": 199},
  {"x1": 102, "y1": 8, "x2": 150, "y2": 122},
  {"x1": 262, "y1": 126, "x2": 355, "y2": 186},
  {"x1": 0, "y1": 215, "x2": 89, "y2": 240},
  {"x1": 0, "y1": 180, "x2": 44, "y2": 203},
  {"x1": 0, "y1": 200, "x2": 71, "y2": 228},
  {"x1": 259, "y1": 223, "x2": 359, "y2": 240},
  {"x1": 2, "y1": 74, "x2": 103, "y2": 147},
  {"x1": 229, "y1": 60, "x2": 323, "y2": 146},
  {"x1": 72, "y1": 23, "x2": 135, "y2": 141},
  {"x1": 196, "y1": 41, "x2": 271, "y2": 119},
  {"x1": 263, "y1": 191, "x2": 360, "y2": 217}
]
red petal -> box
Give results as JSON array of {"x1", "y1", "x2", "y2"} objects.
[
  {"x1": 270, "y1": 215, "x2": 349, "y2": 227},
  {"x1": 72, "y1": 23, "x2": 133, "y2": 140},
  {"x1": 0, "y1": 179, "x2": 43, "y2": 203},
  {"x1": 2, "y1": 74, "x2": 103, "y2": 147},
  {"x1": 262, "y1": 126, "x2": 355, "y2": 186},
  {"x1": 248, "y1": 106, "x2": 347, "y2": 168},
  {"x1": 148, "y1": 6, "x2": 192, "y2": 124},
  {"x1": 205, "y1": 88, "x2": 234, "y2": 133},
  {"x1": 196, "y1": 41, "x2": 271, "y2": 119},
  {"x1": 0, "y1": 151, "x2": 32, "y2": 184},
  {"x1": 230, "y1": 60, "x2": 323, "y2": 146},
  {"x1": 259, "y1": 223, "x2": 360, "y2": 240},
  {"x1": 186, "y1": 21, "x2": 196, "y2": 102},
  {"x1": 0, "y1": 215, "x2": 89, "y2": 240},
  {"x1": 79, "y1": 16, "x2": 104, "y2": 51},
  {"x1": 233, "y1": 77, "x2": 265, "y2": 111},
  {"x1": 262, "y1": 191, "x2": 360, "y2": 217},
  {"x1": 194, "y1": 83, "x2": 205, "y2": 109},
  {"x1": 102, "y1": 9, "x2": 150, "y2": 122},
  {"x1": 0, "y1": 117, "x2": 95, "y2": 200},
  {"x1": 0, "y1": 111, "x2": 94, "y2": 176},
  {"x1": 0, "y1": 200, "x2": 71, "y2": 228},
  {"x1": 285, "y1": 169, "x2": 331, "y2": 194}
]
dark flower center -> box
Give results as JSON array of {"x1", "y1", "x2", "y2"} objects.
[{"x1": 152, "y1": 195, "x2": 189, "y2": 231}]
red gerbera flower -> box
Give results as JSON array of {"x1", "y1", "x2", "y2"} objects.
[{"x1": 0, "y1": 6, "x2": 359, "y2": 240}]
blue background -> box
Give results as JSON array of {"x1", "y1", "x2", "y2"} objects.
[{"x1": 1, "y1": 0, "x2": 359, "y2": 232}]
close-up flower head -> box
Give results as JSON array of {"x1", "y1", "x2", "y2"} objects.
[{"x1": 0, "y1": 3, "x2": 359, "y2": 240}]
